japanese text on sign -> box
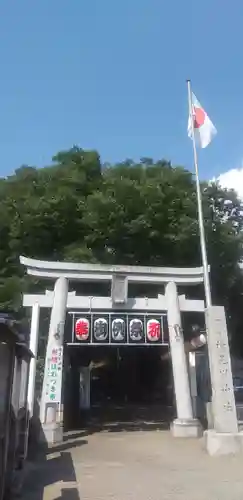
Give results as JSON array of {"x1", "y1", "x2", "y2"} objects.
[{"x1": 45, "y1": 346, "x2": 63, "y2": 403}]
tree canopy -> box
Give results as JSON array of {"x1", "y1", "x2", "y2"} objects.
[{"x1": 0, "y1": 146, "x2": 243, "y2": 352}]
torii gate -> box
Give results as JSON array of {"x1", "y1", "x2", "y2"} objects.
[{"x1": 20, "y1": 256, "x2": 239, "y2": 456}]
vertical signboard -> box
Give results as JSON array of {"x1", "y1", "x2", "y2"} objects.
[{"x1": 45, "y1": 346, "x2": 63, "y2": 404}]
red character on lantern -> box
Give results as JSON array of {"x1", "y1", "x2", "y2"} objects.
[
  {"x1": 147, "y1": 319, "x2": 160, "y2": 342},
  {"x1": 75, "y1": 318, "x2": 90, "y2": 341}
]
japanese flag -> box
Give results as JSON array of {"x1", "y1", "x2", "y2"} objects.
[{"x1": 188, "y1": 92, "x2": 217, "y2": 148}]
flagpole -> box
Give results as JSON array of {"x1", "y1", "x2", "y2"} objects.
[{"x1": 187, "y1": 79, "x2": 212, "y2": 308}]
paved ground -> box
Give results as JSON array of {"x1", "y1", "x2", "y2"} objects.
[{"x1": 23, "y1": 428, "x2": 243, "y2": 500}]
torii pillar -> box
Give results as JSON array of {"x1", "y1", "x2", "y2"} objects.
[
  {"x1": 40, "y1": 277, "x2": 68, "y2": 444},
  {"x1": 165, "y1": 282, "x2": 202, "y2": 437}
]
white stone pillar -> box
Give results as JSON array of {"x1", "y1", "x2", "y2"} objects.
[
  {"x1": 11, "y1": 357, "x2": 22, "y2": 415},
  {"x1": 204, "y1": 306, "x2": 239, "y2": 456},
  {"x1": 165, "y1": 281, "x2": 202, "y2": 437},
  {"x1": 40, "y1": 277, "x2": 68, "y2": 444},
  {"x1": 27, "y1": 303, "x2": 40, "y2": 417},
  {"x1": 188, "y1": 352, "x2": 197, "y2": 418},
  {"x1": 79, "y1": 367, "x2": 91, "y2": 410}
]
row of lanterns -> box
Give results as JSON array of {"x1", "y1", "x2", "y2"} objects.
[{"x1": 74, "y1": 317, "x2": 162, "y2": 343}]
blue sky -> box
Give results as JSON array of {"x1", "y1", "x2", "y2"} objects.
[{"x1": 0, "y1": 0, "x2": 242, "y2": 185}]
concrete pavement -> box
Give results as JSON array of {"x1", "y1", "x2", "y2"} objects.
[{"x1": 24, "y1": 429, "x2": 243, "y2": 500}]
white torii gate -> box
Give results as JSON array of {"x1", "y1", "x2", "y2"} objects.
[
  {"x1": 20, "y1": 256, "x2": 239, "y2": 455},
  {"x1": 21, "y1": 256, "x2": 206, "y2": 440}
]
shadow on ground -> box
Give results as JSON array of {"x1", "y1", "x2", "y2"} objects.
[
  {"x1": 55, "y1": 488, "x2": 80, "y2": 499},
  {"x1": 25, "y1": 446, "x2": 84, "y2": 500},
  {"x1": 65, "y1": 403, "x2": 173, "y2": 435},
  {"x1": 24, "y1": 417, "x2": 87, "y2": 500},
  {"x1": 24, "y1": 403, "x2": 173, "y2": 499}
]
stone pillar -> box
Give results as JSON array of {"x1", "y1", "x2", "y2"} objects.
[
  {"x1": 188, "y1": 352, "x2": 197, "y2": 418},
  {"x1": 204, "y1": 306, "x2": 240, "y2": 456},
  {"x1": 27, "y1": 303, "x2": 40, "y2": 417},
  {"x1": 11, "y1": 357, "x2": 22, "y2": 414},
  {"x1": 40, "y1": 277, "x2": 68, "y2": 444},
  {"x1": 165, "y1": 281, "x2": 202, "y2": 437},
  {"x1": 79, "y1": 367, "x2": 91, "y2": 410}
]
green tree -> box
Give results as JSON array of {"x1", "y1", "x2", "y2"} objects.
[
  {"x1": 0, "y1": 147, "x2": 102, "y2": 309},
  {"x1": 82, "y1": 160, "x2": 243, "y2": 351},
  {"x1": 0, "y1": 150, "x2": 243, "y2": 352}
]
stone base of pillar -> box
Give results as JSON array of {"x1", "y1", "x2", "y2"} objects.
[
  {"x1": 171, "y1": 418, "x2": 203, "y2": 438},
  {"x1": 204, "y1": 429, "x2": 243, "y2": 456},
  {"x1": 39, "y1": 422, "x2": 64, "y2": 445}
]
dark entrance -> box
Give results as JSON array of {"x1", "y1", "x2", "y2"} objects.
[{"x1": 64, "y1": 345, "x2": 173, "y2": 431}]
